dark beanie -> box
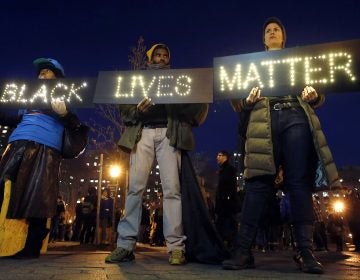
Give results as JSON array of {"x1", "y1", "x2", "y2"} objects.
[{"x1": 263, "y1": 17, "x2": 286, "y2": 50}]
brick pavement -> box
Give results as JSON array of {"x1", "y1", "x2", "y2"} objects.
[{"x1": 0, "y1": 242, "x2": 359, "y2": 280}]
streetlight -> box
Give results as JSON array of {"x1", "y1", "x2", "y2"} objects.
[
  {"x1": 109, "y1": 164, "x2": 121, "y2": 243},
  {"x1": 333, "y1": 200, "x2": 345, "y2": 213},
  {"x1": 110, "y1": 165, "x2": 121, "y2": 179}
]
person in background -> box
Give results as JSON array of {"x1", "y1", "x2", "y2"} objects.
[
  {"x1": 223, "y1": 17, "x2": 341, "y2": 274},
  {"x1": 50, "y1": 195, "x2": 66, "y2": 242},
  {"x1": 0, "y1": 58, "x2": 82, "y2": 258},
  {"x1": 347, "y1": 190, "x2": 360, "y2": 252},
  {"x1": 138, "y1": 200, "x2": 151, "y2": 244},
  {"x1": 100, "y1": 189, "x2": 113, "y2": 245},
  {"x1": 312, "y1": 196, "x2": 328, "y2": 251},
  {"x1": 215, "y1": 150, "x2": 238, "y2": 250},
  {"x1": 72, "y1": 198, "x2": 84, "y2": 242},
  {"x1": 79, "y1": 186, "x2": 97, "y2": 244}
]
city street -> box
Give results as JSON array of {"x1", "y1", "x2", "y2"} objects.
[{"x1": 0, "y1": 242, "x2": 359, "y2": 280}]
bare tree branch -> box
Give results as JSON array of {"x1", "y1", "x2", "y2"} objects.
[{"x1": 128, "y1": 36, "x2": 147, "y2": 70}]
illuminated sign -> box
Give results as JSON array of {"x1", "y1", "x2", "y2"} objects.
[
  {"x1": 93, "y1": 68, "x2": 213, "y2": 104},
  {"x1": 214, "y1": 39, "x2": 360, "y2": 99},
  {"x1": 0, "y1": 79, "x2": 96, "y2": 108}
]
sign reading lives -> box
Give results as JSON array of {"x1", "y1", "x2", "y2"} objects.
[
  {"x1": 0, "y1": 78, "x2": 96, "y2": 108},
  {"x1": 94, "y1": 68, "x2": 213, "y2": 104},
  {"x1": 214, "y1": 39, "x2": 360, "y2": 99}
]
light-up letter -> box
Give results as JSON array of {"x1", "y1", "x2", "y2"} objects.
[
  {"x1": 329, "y1": 52, "x2": 356, "y2": 83},
  {"x1": 281, "y1": 57, "x2": 302, "y2": 86},
  {"x1": 175, "y1": 75, "x2": 192, "y2": 96},
  {"x1": 130, "y1": 76, "x2": 156, "y2": 98},
  {"x1": 243, "y1": 63, "x2": 264, "y2": 89},
  {"x1": 261, "y1": 60, "x2": 279, "y2": 88},
  {"x1": 29, "y1": 85, "x2": 48, "y2": 103},
  {"x1": 1, "y1": 84, "x2": 27, "y2": 103},
  {"x1": 115, "y1": 76, "x2": 131, "y2": 98},
  {"x1": 304, "y1": 55, "x2": 327, "y2": 85},
  {"x1": 50, "y1": 83, "x2": 68, "y2": 101},
  {"x1": 219, "y1": 65, "x2": 241, "y2": 91},
  {"x1": 157, "y1": 75, "x2": 174, "y2": 97},
  {"x1": 67, "y1": 83, "x2": 86, "y2": 103}
]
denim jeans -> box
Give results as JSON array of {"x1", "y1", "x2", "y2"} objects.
[
  {"x1": 117, "y1": 128, "x2": 185, "y2": 252},
  {"x1": 241, "y1": 106, "x2": 316, "y2": 231}
]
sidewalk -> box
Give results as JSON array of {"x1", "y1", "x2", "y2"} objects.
[{"x1": 0, "y1": 242, "x2": 359, "y2": 280}]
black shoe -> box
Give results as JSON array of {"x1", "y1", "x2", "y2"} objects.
[
  {"x1": 293, "y1": 249, "x2": 324, "y2": 274},
  {"x1": 8, "y1": 249, "x2": 40, "y2": 259},
  {"x1": 222, "y1": 250, "x2": 255, "y2": 270}
]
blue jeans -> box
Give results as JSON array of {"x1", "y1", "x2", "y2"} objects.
[
  {"x1": 117, "y1": 128, "x2": 186, "y2": 252},
  {"x1": 241, "y1": 106, "x2": 315, "y2": 231}
]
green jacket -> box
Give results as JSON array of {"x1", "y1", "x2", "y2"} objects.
[
  {"x1": 118, "y1": 103, "x2": 208, "y2": 152},
  {"x1": 231, "y1": 96, "x2": 341, "y2": 189}
]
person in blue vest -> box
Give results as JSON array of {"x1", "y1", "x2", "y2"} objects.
[{"x1": 0, "y1": 58, "x2": 82, "y2": 258}]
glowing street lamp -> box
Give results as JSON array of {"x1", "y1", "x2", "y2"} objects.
[
  {"x1": 333, "y1": 200, "x2": 345, "y2": 213},
  {"x1": 109, "y1": 165, "x2": 121, "y2": 178}
]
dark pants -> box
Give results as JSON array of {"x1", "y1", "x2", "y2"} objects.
[
  {"x1": 15, "y1": 218, "x2": 49, "y2": 258},
  {"x1": 314, "y1": 221, "x2": 328, "y2": 250},
  {"x1": 216, "y1": 213, "x2": 238, "y2": 248},
  {"x1": 239, "y1": 107, "x2": 316, "y2": 249}
]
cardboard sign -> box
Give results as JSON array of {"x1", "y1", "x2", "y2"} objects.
[
  {"x1": 214, "y1": 39, "x2": 360, "y2": 99},
  {"x1": 94, "y1": 68, "x2": 213, "y2": 104}
]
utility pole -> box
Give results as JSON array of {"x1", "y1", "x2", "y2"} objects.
[{"x1": 95, "y1": 153, "x2": 103, "y2": 245}]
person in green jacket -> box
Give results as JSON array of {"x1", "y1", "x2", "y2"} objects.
[
  {"x1": 105, "y1": 43, "x2": 208, "y2": 265},
  {"x1": 223, "y1": 17, "x2": 341, "y2": 274}
]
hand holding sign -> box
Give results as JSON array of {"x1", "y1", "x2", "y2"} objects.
[
  {"x1": 246, "y1": 87, "x2": 264, "y2": 105},
  {"x1": 137, "y1": 96, "x2": 154, "y2": 113},
  {"x1": 301, "y1": 86, "x2": 318, "y2": 103},
  {"x1": 51, "y1": 99, "x2": 68, "y2": 116}
]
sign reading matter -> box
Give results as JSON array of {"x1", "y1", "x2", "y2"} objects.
[
  {"x1": 0, "y1": 79, "x2": 96, "y2": 108},
  {"x1": 214, "y1": 39, "x2": 360, "y2": 99},
  {"x1": 94, "y1": 68, "x2": 213, "y2": 104}
]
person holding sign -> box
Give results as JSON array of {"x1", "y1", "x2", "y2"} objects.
[
  {"x1": 105, "y1": 44, "x2": 208, "y2": 265},
  {"x1": 0, "y1": 58, "x2": 85, "y2": 258},
  {"x1": 223, "y1": 17, "x2": 341, "y2": 274}
]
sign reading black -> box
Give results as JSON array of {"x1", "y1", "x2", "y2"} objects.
[
  {"x1": 0, "y1": 79, "x2": 96, "y2": 108},
  {"x1": 94, "y1": 68, "x2": 213, "y2": 104},
  {"x1": 214, "y1": 39, "x2": 360, "y2": 99}
]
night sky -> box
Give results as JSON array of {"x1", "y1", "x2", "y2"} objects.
[{"x1": 1, "y1": 0, "x2": 359, "y2": 167}]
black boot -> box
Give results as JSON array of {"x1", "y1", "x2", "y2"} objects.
[
  {"x1": 222, "y1": 249, "x2": 255, "y2": 270},
  {"x1": 222, "y1": 223, "x2": 256, "y2": 270},
  {"x1": 12, "y1": 218, "x2": 49, "y2": 259},
  {"x1": 292, "y1": 225, "x2": 324, "y2": 274}
]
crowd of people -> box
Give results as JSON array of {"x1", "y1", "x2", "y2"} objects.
[{"x1": 0, "y1": 16, "x2": 359, "y2": 277}]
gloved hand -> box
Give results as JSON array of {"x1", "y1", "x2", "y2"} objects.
[{"x1": 51, "y1": 99, "x2": 68, "y2": 116}]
